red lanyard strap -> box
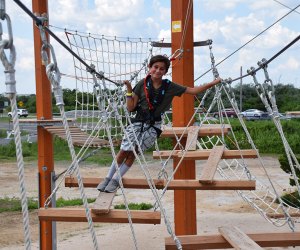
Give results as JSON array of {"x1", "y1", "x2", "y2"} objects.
[{"x1": 143, "y1": 74, "x2": 154, "y2": 110}]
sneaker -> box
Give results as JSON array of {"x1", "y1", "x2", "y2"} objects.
[
  {"x1": 96, "y1": 177, "x2": 111, "y2": 192},
  {"x1": 104, "y1": 179, "x2": 120, "y2": 193}
]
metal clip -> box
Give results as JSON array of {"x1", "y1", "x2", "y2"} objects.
[
  {"x1": 0, "y1": 13, "x2": 13, "y2": 49},
  {"x1": 0, "y1": 0, "x2": 5, "y2": 20}
]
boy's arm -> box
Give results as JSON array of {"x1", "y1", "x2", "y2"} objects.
[
  {"x1": 124, "y1": 80, "x2": 139, "y2": 112},
  {"x1": 185, "y1": 77, "x2": 222, "y2": 95}
]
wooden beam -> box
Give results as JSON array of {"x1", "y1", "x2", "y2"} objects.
[
  {"x1": 199, "y1": 145, "x2": 225, "y2": 183},
  {"x1": 171, "y1": 0, "x2": 196, "y2": 235},
  {"x1": 32, "y1": 0, "x2": 54, "y2": 248},
  {"x1": 266, "y1": 212, "x2": 300, "y2": 219},
  {"x1": 218, "y1": 226, "x2": 262, "y2": 250},
  {"x1": 153, "y1": 149, "x2": 257, "y2": 160},
  {"x1": 161, "y1": 124, "x2": 231, "y2": 138},
  {"x1": 151, "y1": 40, "x2": 212, "y2": 48},
  {"x1": 185, "y1": 126, "x2": 200, "y2": 151},
  {"x1": 44, "y1": 126, "x2": 109, "y2": 147},
  {"x1": 165, "y1": 232, "x2": 300, "y2": 249},
  {"x1": 65, "y1": 177, "x2": 256, "y2": 190},
  {"x1": 18, "y1": 118, "x2": 74, "y2": 123},
  {"x1": 39, "y1": 208, "x2": 161, "y2": 224}
]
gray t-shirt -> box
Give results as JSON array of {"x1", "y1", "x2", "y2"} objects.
[{"x1": 133, "y1": 78, "x2": 187, "y2": 121}]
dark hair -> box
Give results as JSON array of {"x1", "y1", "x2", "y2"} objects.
[{"x1": 149, "y1": 55, "x2": 171, "y2": 73}]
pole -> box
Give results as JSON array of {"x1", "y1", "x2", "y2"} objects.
[
  {"x1": 32, "y1": 1, "x2": 54, "y2": 249},
  {"x1": 171, "y1": 0, "x2": 197, "y2": 235},
  {"x1": 240, "y1": 66, "x2": 242, "y2": 111}
]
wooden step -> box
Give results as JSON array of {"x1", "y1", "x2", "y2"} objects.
[
  {"x1": 153, "y1": 149, "x2": 257, "y2": 159},
  {"x1": 185, "y1": 126, "x2": 200, "y2": 150},
  {"x1": 266, "y1": 212, "x2": 300, "y2": 219},
  {"x1": 38, "y1": 208, "x2": 160, "y2": 224},
  {"x1": 219, "y1": 226, "x2": 262, "y2": 250},
  {"x1": 161, "y1": 124, "x2": 231, "y2": 138},
  {"x1": 65, "y1": 177, "x2": 256, "y2": 190},
  {"x1": 91, "y1": 191, "x2": 117, "y2": 214},
  {"x1": 44, "y1": 125, "x2": 109, "y2": 147},
  {"x1": 18, "y1": 118, "x2": 74, "y2": 124},
  {"x1": 165, "y1": 232, "x2": 300, "y2": 249},
  {"x1": 199, "y1": 145, "x2": 225, "y2": 184}
]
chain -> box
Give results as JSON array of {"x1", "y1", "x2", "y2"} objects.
[
  {"x1": 258, "y1": 58, "x2": 279, "y2": 114},
  {"x1": 208, "y1": 41, "x2": 220, "y2": 79},
  {"x1": 0, "y1": 1, "x2": 32, "y2": 249}
]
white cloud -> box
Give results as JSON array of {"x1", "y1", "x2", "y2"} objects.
[
  {"x1": 278, "y1": 56, "x2": 300, "y2": 70},
  {"x1": 157, "y1": 29, "x2": 170, "y2": 41},
  {"x1": 14, "y1": 37, "x2": 34, "y2": 71},
  {"x1": 95, "y1": 0, "x2": 143, "y2": 21},
  {"x1": 159, "y1": 6, "x2": 170, "y2": 23},
  {"x1": 201, "y1": 0, "x2": 246, "y2": 11}
]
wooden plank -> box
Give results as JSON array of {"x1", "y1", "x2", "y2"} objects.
[
  {"x1": 39, "y1": 208, "x2": 161, "y2": 224},
  {"x1": 18, "y1": 118, "x2": 74, "y2": 123},
  {"x1": 161, "y1": 124, "x2": 231, "y2": 138},
  {"x1": 185, "y1": 126, "x2": 200, "y2": 151},
  {"x1": 286, "y1": 111, "x2": 300, "y2": 115},
  {"x1": 218, "y1": 226, "x2": 262, "y2": 250},
  {"x1": 165, "y1": 232, "x2": 300, "y2": 249},
  {"x1": 199, "y1": 145, "x2": 225, "y2": 183},
  {"x1": 266, "y1": 212, "x2": 300, "y2": 219},
  {"x1": 43, "y1": 125, "x2": 109, "y2": 147},
  {"x1": 91, "y1": 190, "x2": 117, "y2": 214},
  {"x1": 65, "y1": 177, "x2": 256, "y2": 190},
  {"x1": 153, "y1": 149, "x2": 257, "y2": 159}
]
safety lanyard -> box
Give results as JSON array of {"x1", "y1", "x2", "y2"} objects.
[{"x1": 143, "y1": 74, "x2": 154, "y2": 110}]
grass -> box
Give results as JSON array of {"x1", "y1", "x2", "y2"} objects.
[
  {"x1": 0, "y1": 197, "x2": 154, "y2": 213},
  {"x1": 0, "y1": 129, "x2": 7, "y2": 138},
  {"x1": 281, "y1": 191, "x2": 300, "y2": 208},
  {"x1": 114, "y1": 202, "x2": 153, "y2": 210},
  {"x1": 0, "y1": 197, "x2": 96, "y2": 213},
  {"x1": 0, "y1": 137, "x2": 114, "y2": 164}
]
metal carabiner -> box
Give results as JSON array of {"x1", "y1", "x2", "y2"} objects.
[{"x1": 0, "y1": 13, "x2": 13, "y2": 49}]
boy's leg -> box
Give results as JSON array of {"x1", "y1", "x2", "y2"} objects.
[
  {"x1": 105, "y1": 151, "x2": 135, "y2": 192},
  {"x1": 97, "y1": 150, "x2": 128, "y2": 191}
]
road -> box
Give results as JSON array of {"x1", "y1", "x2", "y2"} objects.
[{"x1": 0, "y1": 118, "x2": 38, "y2": 144}]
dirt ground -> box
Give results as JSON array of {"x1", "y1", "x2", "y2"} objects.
[{"x1": 0, "y1": 156, "x2": 299, "y2": 250}]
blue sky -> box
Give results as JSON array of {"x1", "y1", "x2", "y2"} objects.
[{"x1": 0, "y1": 0, "x2": 299, "y2": 94}]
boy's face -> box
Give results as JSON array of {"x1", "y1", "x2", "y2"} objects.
[{"x1": 149, "y1": 62, "x2": 167, "y2": 80}]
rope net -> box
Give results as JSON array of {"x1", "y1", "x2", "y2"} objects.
[{"x1": 64, "y1": 30, "x2": 171, "y2": 139}]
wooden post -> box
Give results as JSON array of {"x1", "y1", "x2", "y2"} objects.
[
  {"x1": 32, "y1": 1, "x2": 54, "y2": 249},
  {"x1": 171, "y1": 0, "x2": 197, "y2": 235}
]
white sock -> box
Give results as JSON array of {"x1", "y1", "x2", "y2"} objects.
[
  {"x1": 112, "y1": 163, "x2": 130, "y2": 181},
  {"x1": 106, "y1": 161, "x2": 117, "y2": 179}
]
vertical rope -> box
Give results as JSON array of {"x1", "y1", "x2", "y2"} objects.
[
  {"x1": 10, "y1": 96, "x2": 32, "y2": 250},
  {"x1": 0, "y1": 4, "x2": 32, "y2": 248}
]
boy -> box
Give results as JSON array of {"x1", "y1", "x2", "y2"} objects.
[{"x1": 98, "y1": 55, "x2": 221, "y2": 192}]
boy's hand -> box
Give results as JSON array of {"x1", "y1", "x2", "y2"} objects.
[
  {"x1": 124, "y1": 80, "x2": 133, "y2": 92},
  {"x1": 215, "y1": 77, "x2": 222, "y2": 85}
]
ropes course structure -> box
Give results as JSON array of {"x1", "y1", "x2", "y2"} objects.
[{"x1": 6, "y1": 0, "x2": 300, "y2": 249}]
